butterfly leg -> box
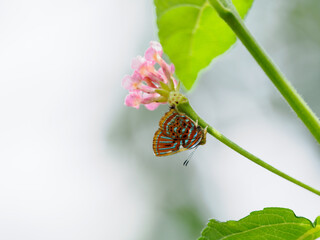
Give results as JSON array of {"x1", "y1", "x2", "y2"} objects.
[
  {"x1": 200, "y1": 126, "x2": 208, "y2": 145},
  {"x1": 195, "y1": 119, "x2": 198, "y2": 127},
  {"x1": 204, "y1": 126, "x2": 208, "y2": 134}
]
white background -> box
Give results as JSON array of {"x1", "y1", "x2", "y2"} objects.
[{"x1": 0, "y1": 0, "x2": 319, "y2": 239}]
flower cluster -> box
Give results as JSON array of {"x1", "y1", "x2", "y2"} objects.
[{"x1": 122, "y1": 41, "x2": 180, "y2": 110}]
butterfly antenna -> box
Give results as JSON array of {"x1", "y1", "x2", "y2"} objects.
[{"x1": 183, "y1": 146, "x2": 199, "y2": 166}]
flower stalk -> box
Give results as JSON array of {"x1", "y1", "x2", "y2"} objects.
[
  {"x1": 177, "y1": 101, "x2": 320, "y2": 197},
  {"x1": 209, "y1": 0, "x2": 320, "y2": 143}
]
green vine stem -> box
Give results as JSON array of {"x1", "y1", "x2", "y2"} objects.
[
  {"x1": 209, "y1": 0, "x2": 320, "y2": 144},
  {"x1": 177, "y1": 102, "x2": 320, "y2": 197}
]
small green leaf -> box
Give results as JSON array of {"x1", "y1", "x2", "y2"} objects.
[
  {"x1": 198, "y1": 208, "x2": 320, "y2": 240},
  {"x1": 154, "y1": 0, "x2": 254, "y2": 90}
]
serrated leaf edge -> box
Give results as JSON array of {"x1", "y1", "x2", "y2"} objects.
[
  {"x1": 200, "y1": 208, "x2": 320, "y2": 240},
  {"x1": 215, "y1": 223, "x2": 312, "y2": 240}
]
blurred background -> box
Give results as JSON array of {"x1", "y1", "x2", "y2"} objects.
[{"x1": 0, "y1": 0, "x2": 320, "y2": 239}]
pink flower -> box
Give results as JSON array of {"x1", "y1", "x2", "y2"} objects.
[
  {"x1": 145, "y1": 41, "x2": 163, "y2": 63},
  {"x1": 124, "y1": 92, "x2": 161, "y2": 110},
  {"x1": 122, "y1": 41, "x2": 179, "y2": 110},
  {"x1": 124, "y1": 92, "x2": 142, "y2": 109},
  {"x1": 122, "y1": 72, "x2": 155, "y2": 93}
]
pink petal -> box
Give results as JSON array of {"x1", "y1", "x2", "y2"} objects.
[
  {"x1": 170, "y1": 64, "x2": 175, "y2": 73},
  {"x1": 122, "y1": 75, "x2": 133, "y2": 90},
  {"x1": 131, "y1": 71, "x2": 143, "y2": 82},
  {"x1": 144, "y1": 102, "x2": 160, "y2": 111},
  {"x1": 131, "y1": 56, "x2": 146, "y2": 70},
  {"x1": 172, "y1": 77, "x2": 178, "y2": 88},
  {"x1": 138, "y1": 83, "x2": 155, "y2": 93},
  {"x1": 145, "y1": 41, "x2": 163, "y2": 62},
  {"x1": 159, "y1": 59, "x2": 172, "y2": 81},
  {"x1": 132, "y1": 58, "x2": 156, "y2": 78},
  {"x1": 122, "y1": 72, "x2": 145, "y2": 92},
  {"x1": 144, "y1": 77, "x2": 158, "y2": 88},
  {"x1": 146, "y1": 72, "x2": 163, "y2": 84},
  {"x1": 156, "y1": 68, "x2": 168, "y2": 83},
  {"x1": 124, "y1": 92, "x2": 141, "y2": 109},
  {"x1": 140, "y1": 93, "x2": 160, "y2": 104},
  {"x1": 150, "y1": 41, "x2": 163, "y2": 55},
  {"x1": 145, "y1": 48, "x2": 156, "y2": 62},
  {"x1": 150, "y1": 41, "x2": 162, "y2": 52}
]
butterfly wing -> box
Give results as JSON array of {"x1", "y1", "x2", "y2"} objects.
[
  {"x1": 153, "y1": 109, "x2": 206, "y2": 157},
  {"x1": 153, "y1": 129, "x2": 187, "y2": 156},
  {"x1": 158, "y1": 109, "x2": 180, "y2": 137},
  {"x1": 159, "y1": 109, "x2": 196, "y2": 140},
  {"x1": 182, "y1": 126, "x2": 204, "y2": 149}
]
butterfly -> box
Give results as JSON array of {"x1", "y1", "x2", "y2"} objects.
[{"x1": 153, "y1": 108, "x2": 207, "y2": 165}]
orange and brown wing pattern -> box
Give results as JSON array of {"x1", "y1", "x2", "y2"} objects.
[
  {"x1": 153, "y1": 129, "x2": 185, "y2": 156},
  {"x1": 153, "y1": 109, "x2": 206, "y2": 157},
  {"x1": 158, "y1": 109, "x2": 194, "y2": 139}
]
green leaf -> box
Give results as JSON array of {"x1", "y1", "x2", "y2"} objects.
[
  {"x1": 198, "y1": 208, "x2": 320, "y2": 240},
  {"x1": 154, "y1": 0, "x2": 254, "y2": 90}
]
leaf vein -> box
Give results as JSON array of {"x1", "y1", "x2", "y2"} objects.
[
  {"x1": 218, "y1": 222, "x2": 311, "y2": 240},
  {"x1": 297, "y1": 224, "x2": 320, "y2": 240},
  {"x1": 188, "y1": 0, "x2": 210, "y2": 57},
  {"x1": 157, "y1": 3, "x2": 201, "y2": 19}
]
